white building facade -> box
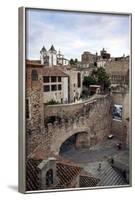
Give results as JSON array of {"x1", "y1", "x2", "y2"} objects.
[
  {"x1": 40, "y1": 45, "x2": 69, "y2": 67},
  {"x1": 43, "y1": 67, "x2": 69, "y2": 104}
]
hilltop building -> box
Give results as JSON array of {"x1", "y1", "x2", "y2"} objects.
[{"x1": 40, "y1": 45, "x2": 69, "y2": 66}]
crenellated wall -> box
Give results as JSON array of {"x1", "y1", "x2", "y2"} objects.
[
  {"x1": 43, "y1": 95, "x2": 112, "y2": 155},
  {"x1": 27, "y1": 93, "x2": 112, "y2": 157}
]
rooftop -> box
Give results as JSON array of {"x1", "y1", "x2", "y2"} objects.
[
  {"x1": 40, "y1": 46, "x2": 47, "y2": 52},
  {"x1": 43, "y1": 67, "x2": 68, "y2": 77},
  {"x1": 26, "y1": 60, "x2": 43, "y2": 67},
  {"x1": 49, "y1": 45, "x2": 56, "y2": 52}
]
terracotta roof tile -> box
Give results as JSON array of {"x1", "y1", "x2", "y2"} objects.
[
  {"x1": 26, "y1": 159, "x2": 42, "y2": 191},
  {"x1": 26, "y1": 156, "x2": 100, "y2": 191},
  {"x1": 26, "y1": 60, "x2": 43, "y2": 67},
  {"x1": 79, "y1": 175, "x2": 100, "y2": 187},
  {"x1": 43, "y1": 67, "x2": 68, "y2": 77},
  {"x1": 56, "y1": 162, "x2": 81, "y2": 187}
]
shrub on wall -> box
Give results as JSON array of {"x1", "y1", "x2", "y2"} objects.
[{"x1": 45, "y1": 99, "x2": 60, "y2": 105}]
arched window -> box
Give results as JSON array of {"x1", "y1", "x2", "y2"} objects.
[
  {"x1": 46, "y1": 169, "x2": 53, "y2": 187},
  {"x1": 31, "y1": 70, "x2": 38, "y2": 81}
]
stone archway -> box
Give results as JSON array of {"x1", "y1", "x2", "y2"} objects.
[
  {"x1": 75, "y1": 132, "x2": 90, "y2": 149},
  {"x1": 58, "y1": 131, "x2": 90, "y2": 155}
]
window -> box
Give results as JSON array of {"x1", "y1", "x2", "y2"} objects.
[
  {"x1": 43, "y1": 76, "x2": 49, "y2": 83},
  {"x1": 58, "y1": 84, "x2": 62, "y2": 90},
  {"x1": 94, "y1": 62, "x2": 97, "y2": 67},
  {"x1": 58, "y1": 77, "x2": 61, "y2": 82},
  {"x1": 51, "y1": 85, "x2": 57, "y2": 91},
  {"x1": 77, "y1": 73, "x2": 81, "y2": 88},
  {"x1": 43, "y1": 85, "x2": 50, "y2": 92},
  {"x1": 26, "y1": 99, "x2": 30, "y2": 119},
  {"x1": 46, "y1": 169, "x2": 53, "y2": 187},
  {"x1": 31, "y1": 70, "x2": 38, "y2": 81},
  {"x1": 51, "y1": 76, "x2": 57, "y2": 82}
]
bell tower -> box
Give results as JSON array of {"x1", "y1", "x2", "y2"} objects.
[
  {"x1": 48, "y1": 45, "x2": 57, "y2": 66},
  {"x1": 40, "y1": 46, "x2": 48, "y2": 65}
]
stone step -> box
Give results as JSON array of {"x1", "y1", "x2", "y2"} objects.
[{"x1": 97, "y1": 164, "x2": 127, "y2": 186}]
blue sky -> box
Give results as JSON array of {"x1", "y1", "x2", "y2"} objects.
[{"x1": 26, "y1": 9, "x2": 130, "y2": 60}]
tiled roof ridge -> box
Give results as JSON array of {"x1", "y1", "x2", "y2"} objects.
[
  {"x1": 56, "y1": 162, "x2": 81, "y2": 187},
  {"x1": 43, "y1": 66, "x2": 69, "y2": 77},
  {"x1": 26, "y1": 60, "x2": 43, "y2": 66}
]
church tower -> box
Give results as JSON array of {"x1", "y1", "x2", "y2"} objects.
[
  {"x1": 48, "y1": 45, "x2": 57, "y2": 66},
  {"x1": 40, "y1": 46, "x2": 48, "y2": 65}
]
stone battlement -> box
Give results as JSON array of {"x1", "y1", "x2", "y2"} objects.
[
  {"x1": 27, "y1": 95, "x2": 112, "y2": 156},
  {"x1": 43, "y1": 95, "x2": 112, "y2": 154},
  {"x1": 44, "y1": 94, "x2": 111, "y2": 122}
]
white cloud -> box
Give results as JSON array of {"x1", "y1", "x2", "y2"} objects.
[{"x1": 26, "y1": 9, "x2": 130, "y2": 60}]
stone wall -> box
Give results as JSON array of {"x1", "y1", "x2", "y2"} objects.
[
  {"x1": 105, "y1": 60, "x2": 129, "y2": 85},
  {"x1": 75, "y1": 132, "x2": 90, "y2": 148},
  {"x1": 44, "y1": 99, "x2": 88, "y2": 121},
  {"x1": 111, "y1": 85, "x2": 130, "y2": 144},
  {"x1": 26, "y1": 67, "x2": 112, "y2": 156},
  {"x1": 43, "y1": 95, "x2": 112, "y2": 155},
  {"x1": 26, "y1": 64, "x2": 44, "y2": 155},
  {"x1": 81, "y1": 51, "x2": 96, "y2": 64}
]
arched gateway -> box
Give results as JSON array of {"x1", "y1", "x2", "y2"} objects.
[
  {"x1": 27, "y1": 95, "x2": 112, "y2": 157},
  {"x1": 49, "y1": 126, "x2": 92, "y2": 155},
  {"x1": 59, "y1": 131, "x2": 89, "y2": 154}
]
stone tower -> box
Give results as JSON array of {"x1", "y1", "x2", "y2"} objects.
[
  {"x1": 40, "y1": 46, "x2": 48, "y2": 65},
  {"x1": 48, "y1": 45, "x2": 57, "y2": 66},
  {"x1": 26, "y1": 61, "x2": 44, "y2": 155}
]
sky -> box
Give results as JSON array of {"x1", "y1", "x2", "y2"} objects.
[{"x1": 26, "y1": 9, "x2": 130, "y2": 60}]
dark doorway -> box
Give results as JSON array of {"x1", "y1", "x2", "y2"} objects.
[{"x1": 46, "y1": 169, "x2": 53, "y2": 187}]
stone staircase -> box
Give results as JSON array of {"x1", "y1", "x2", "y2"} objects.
[{"x1": 96, "y1": 163, "x2": 127, "y2": 186}]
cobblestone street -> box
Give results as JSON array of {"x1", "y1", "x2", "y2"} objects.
[
  {"x1": 60, "y1": 138, "x2": 129, "y2": 163},
  {"x1": 60, "y1": 138, "x2": 129, "y2": 186}
]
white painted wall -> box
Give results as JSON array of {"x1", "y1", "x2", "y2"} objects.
[
  {"x1": 48, "y1": 52, "x2": 57, "y2": 66},
  {"x1": 63, "y1": 59, "x2": 69, "y2": 65},
  {"x1": 43, "y1": 77, "x2": 68, "y2": 103},
  {"x1": 63, "y1": 77, "x2": 68, "y2": 102}
]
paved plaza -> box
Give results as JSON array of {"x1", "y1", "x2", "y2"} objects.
[{"x1": 60, "y1": 138, "x2": 129, "y2": 186}]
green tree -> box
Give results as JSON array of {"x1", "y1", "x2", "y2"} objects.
[
  {"x1": 69, "y1": 58, "x2": 78, "y2": 65},
  {"x1": 74, "y1": 58, "x2": 78, "y2": 64},
  {"x1": 45, "y1": 99, "x2": 60, "y2": 105},
  {"x1": 69, "y1": 59, "x2": 75, "y2": 65},
  {"x1": 83, "y1": 67, "x2": 110, "y2": 91},
  {"x1": 83, "y1": 76, "x2": 97, "y2": 87},
  {"x1": 92, "y1": 67, "x2": 110, "y2": 90}
]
